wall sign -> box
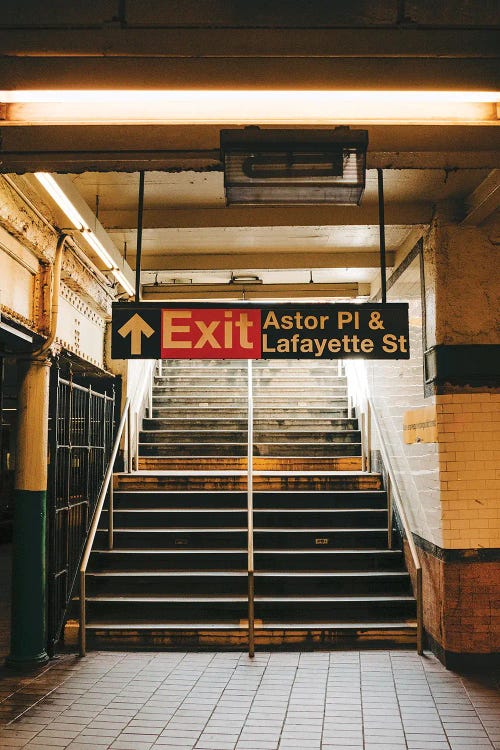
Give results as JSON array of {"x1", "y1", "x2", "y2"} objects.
[
  {"x1": 403, "y1": 405, "x2": 438, "y2": 444},
  {"x1": 112, "y1": 302, "x2": 410, "y2": 360}
]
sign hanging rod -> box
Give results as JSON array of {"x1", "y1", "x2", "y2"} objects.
[
  {"x1": 135, "y1": 170, "x2": 145, "y2": 302},
  {"x1": 378, "y1": 167, "x2": 387, "y2": 304}
]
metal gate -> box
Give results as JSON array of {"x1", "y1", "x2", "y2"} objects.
[{"x1": 47, "y1": 364, "x2": 115, "y2": 652}]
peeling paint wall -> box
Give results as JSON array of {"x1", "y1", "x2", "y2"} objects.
[{"x1": 426, "y1": 212, "x2": 500, "y2": 346}]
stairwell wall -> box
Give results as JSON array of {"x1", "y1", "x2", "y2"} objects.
[{"x1": 348, "y1": 215, "x2": 500, "y2": 665}]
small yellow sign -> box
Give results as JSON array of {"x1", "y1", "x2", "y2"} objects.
[{"x1": 403, "y1": 405, "x2": 438, "y2": 444}]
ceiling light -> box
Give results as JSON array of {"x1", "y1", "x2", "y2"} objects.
[
  {"x1": 113, "y1": 269, "x2": 135, "y2": 297},
  {"x1": 221, "y1": 127, "x2": 368, "y2": 205},
  {"x1": 34, "y1": 172, "x2": 135, "y2": 296},
  {"x1": 230, "y1": 273, "x2": 263, "y2": 284},
  {"x1": 2, "y1": 90, "x2": 498, "y2": 125},
  {"x1": 34, "y1": 172, "x2": 115, "y2": 269},
  {"x1": 34, "y1": 172, "x2": 86, "y2": 230}
]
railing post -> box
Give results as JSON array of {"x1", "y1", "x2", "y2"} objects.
[
  {"x1": 387, "y1": 474, "x2": 393, "y2": 550},
  {"x1": 366, "y1": 402, "x2": 372, "y2": 473},
  {"x1": 108, "y1": 483, "x2": 114, "y2": 551},
  {"x1": 247, "y1": 358, "x2": 255, "y2": 658},
  {"x1": 149, "y1": 363, "x2": 154, "y2": 417},
  {"x1": 135, "y1": 410, "x2": 140, "y2": 471},
  {"x1": 127, "y1": 404, "x2": 133, "y2": 473},
  {"x1": 416, "y1": 567, "x2": 423, "y2": 654},
  {"x1": 360, "y1": 412, "x2": 366, "y2": 472},
  {"x1": 79, "y1": 570, "x2": 86, "y2": 657}
]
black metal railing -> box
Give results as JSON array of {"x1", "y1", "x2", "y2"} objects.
[{"x1": 47, "y1": 365, "x2": 115, "y2": 653}]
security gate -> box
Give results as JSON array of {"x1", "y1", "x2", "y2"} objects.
[{"x1": 47, "y1": 363, "x2": 115, "y2": 653}]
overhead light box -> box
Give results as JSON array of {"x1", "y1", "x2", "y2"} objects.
[{"x1": 221, "y1": 126, "x2": 368, "y2": 206}]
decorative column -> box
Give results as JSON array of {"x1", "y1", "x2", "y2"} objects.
[{"x1": 6, "y1": 357, "x2": 51, "y2": 668}]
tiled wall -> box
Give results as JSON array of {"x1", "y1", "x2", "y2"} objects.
[
  {"x1": 347, "y1": 252, "x2": 443, "y2": 547},
  {"x1": 437, "y1": 393, "x2": 500, "y2": 549}
]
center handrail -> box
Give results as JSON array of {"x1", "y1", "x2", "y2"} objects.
[
  {"x1": 79, "y1": 397, "x2": 131, "y2": 657},
  {"x1": 247, "y1": 358, "x2": 255, "y2": 658}
]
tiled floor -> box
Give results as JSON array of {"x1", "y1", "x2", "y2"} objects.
[
  {"x1": 0, "y1": 651, "x2": 498, "y2": 750},
  {"x1": 0, "y1": 544, "x2": 499, "y2": 750}
]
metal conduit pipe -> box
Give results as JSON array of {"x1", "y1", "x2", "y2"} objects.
[
  {"x1": 1, "y1": 174, "x2": 114, "y2": 296},
  {"x1": 32, "y1": 232, "x2": 67, "y2": 358}
]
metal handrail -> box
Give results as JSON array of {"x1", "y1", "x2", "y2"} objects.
[
  {"x1": 247, "y1": 359, "x2": 255, "y2": 658},
  {"x1": 365, "y1": 398, "x2": 424, "y2": 654},
  {"x1": 79, "y1": 397, "x2": 131, "y2": 657}
]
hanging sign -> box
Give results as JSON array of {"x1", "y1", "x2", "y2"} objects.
[{"x1": 112, "y1": 302, "x2": 409, "y2": 360}]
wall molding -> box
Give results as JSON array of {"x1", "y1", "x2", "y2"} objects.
[
  {"x1": 413, "y1": 533, "x2": 500, "y2": 563},
  {"x1": 425, "y1": 343, "x2": 500, "y2": 390}
]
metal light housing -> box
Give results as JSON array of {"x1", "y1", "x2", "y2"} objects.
[{"x1": 221, "y1": 127, "x2": 368, "y2": 206}]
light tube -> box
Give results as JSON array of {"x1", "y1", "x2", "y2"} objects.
[
  {"x1": 34, "y1": 172, "x2": 115, "y2": 269},
  {"x1": 34, "y1": 172, "x2": 87, "y2": 230},
  {"x1": 4, "y1": 90, "x2": 498, "y2": 125},
  {"x1": 113, "y1": 269, "x2": 135, "y2": 297}
]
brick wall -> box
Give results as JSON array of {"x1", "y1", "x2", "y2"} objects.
[{"x1": 404, "y1": 539, "x2": 500, "y2": 663}]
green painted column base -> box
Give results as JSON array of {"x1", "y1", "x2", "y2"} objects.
[{"x1": 5, "y1": 489, "x2": 49, "y2": 669}]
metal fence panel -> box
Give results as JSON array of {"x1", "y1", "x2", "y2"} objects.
[{"x1": 47, "y1": 364, "x2": 115, "y2": 652}]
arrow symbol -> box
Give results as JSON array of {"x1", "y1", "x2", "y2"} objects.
[{"x1": 118, "y1": 313, "x2": 155, "y2": 355}]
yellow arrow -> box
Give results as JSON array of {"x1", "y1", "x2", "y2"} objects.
[{"x1": 118, "y1": 313, "x2": 155, "y2": 355}]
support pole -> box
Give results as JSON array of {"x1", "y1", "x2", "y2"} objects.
[
  {"x1": 6, "y1": 357, "x2": 51, "y2": 668},
  {"x1": 135, "y1": 170, "x2": 145, "y2": 303},
  {"x1": 377, "y1": 168, "x2": 387, "y2": 304}
]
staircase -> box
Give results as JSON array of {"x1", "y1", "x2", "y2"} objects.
[{"x1": 73, "y1": 358, "x2": 417, "y2": 650}]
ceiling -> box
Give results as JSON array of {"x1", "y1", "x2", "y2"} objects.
[
  {"x1": 42, "y1": 165, "x2": 491, "y2": 298},
  {"x1": 2, "y1": 3, "x2": 497, "y2": 301}
]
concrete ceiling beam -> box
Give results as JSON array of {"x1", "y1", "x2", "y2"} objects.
[
  {"x1": 0, "y1": 57, "x2": 498, "y2": 90},
  {"x1": 142, "y1": 282, "x2": 360, "y2": 300},
  {"x1": 99, "y1": 204, "x2": 432, "y2": 230},
  {"x1": 462, "y1": 169, "x2": 500, "y2": 225},
  {"x1": 132, "y1": 251, "x2": 396, "y2": 272},
  {"x1": 1, "y1": 28, "x2": 498, "y2": 58}
]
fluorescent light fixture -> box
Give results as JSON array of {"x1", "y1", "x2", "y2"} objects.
[
  {"x1": 34, "y1": 172, "x2": 86, "y2": 230},
  {"x1": 34, "y1": 172, "x2": 134, "y2": 296},
  {"x1": 113, "y1": 269, "x2": 135, "y2": 297},
  {"x1": 34, "y1": 172, "x2": 115, "y2": 269},
  {"x1": 2, "y1": 90, "x2": 498, "y2": 125}
]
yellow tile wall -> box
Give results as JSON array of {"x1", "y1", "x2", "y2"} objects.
[{"x1": 437, "y1": 393, "x2": 500, "y2": 548}]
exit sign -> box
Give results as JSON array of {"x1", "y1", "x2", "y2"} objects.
[{"x1": 111, "y1": 302, "x2": 410, "y2": 360}]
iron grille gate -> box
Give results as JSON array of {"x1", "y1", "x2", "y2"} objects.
[{"x1": 48, "y1": 364, "x2": 115, "y2": 653}]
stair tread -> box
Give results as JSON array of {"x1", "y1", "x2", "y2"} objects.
[
  {"x1": 109, "y1": 508, "x2": 386, "y2": 513},
  {"x1": 87, "y1": 570, "x2": 408, "y2": 577},
  {"x1": 116, "y1": 470, "x2": 379, "y2": 476},
  {"x1": 84, "y1": 620, "x2": 417, "y2": 631},
  {"x1": 85, "y1": 594, "x2": 414, "y2": 602},
  {"x1": 113, "y1": 490, "x2": 385, "y2": 496},
  {"x1": 104, "y1": 526, "x2": 386, "y2": 532},
  {"x1": 93, "y1": 548, "x2": 399, "y2": 554}
]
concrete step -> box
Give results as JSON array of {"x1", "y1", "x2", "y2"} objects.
[
  {"x1": 114, "y1": 470, "x2": 382, "y2": 492},
  {"x1": 139, "y1": 442, "x2": 361, "y2": 457},
  {"x1": 143, "y1": 417, "x2": 358, "y2": 430},
  {"x1": 71, "y1": 621, "x2": 415, "y2": 651},
  {"x1": 137, "y1": 456, "x2": 363, "y2": 471},
  {"x1": 112, "y1": 489, "x2": 387, "y2": 510},
  {"x1": 140, "y1": 429, "x2": 361, "y2": 444},
  {"x1": 90, "y1": 547, "x2": 402, "y2": 572},
  {"x1": 85, "y1": 570, "x2": 411, "y2": 597},
  {"x1": 100, "y1": 507, "x2": 388, "y2": 529}
]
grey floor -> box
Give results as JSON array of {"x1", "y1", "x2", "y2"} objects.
[
  {"x1": 0, "y1": 650, "x2": 499, "y2": 750},
  {"x1": 0, "y1": 544, "x2": 499, "y2": 750}
]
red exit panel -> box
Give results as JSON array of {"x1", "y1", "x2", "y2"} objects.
[{"x1": 161, "y1": 308, "x2": 262, "y2": 359}]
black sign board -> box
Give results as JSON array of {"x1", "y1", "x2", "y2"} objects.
[{"x1": 112, "y1": 302, "x2": 410, "y2": 360}]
